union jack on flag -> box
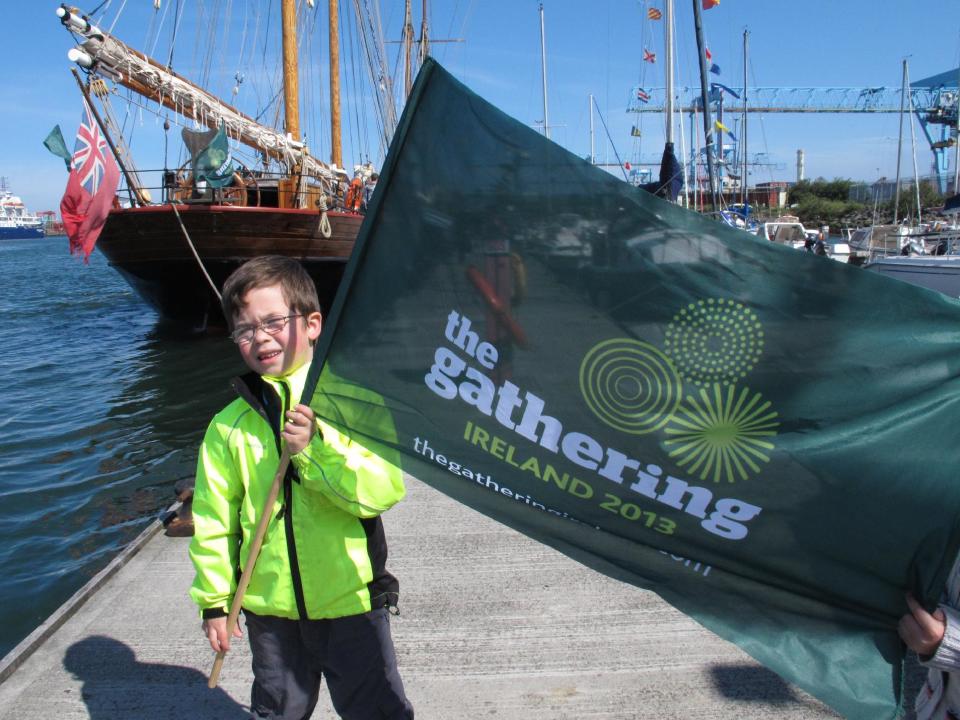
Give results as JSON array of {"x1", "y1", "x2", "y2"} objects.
[{"x1": 72, "y1": 101, "x2": 110, "y2": 195}]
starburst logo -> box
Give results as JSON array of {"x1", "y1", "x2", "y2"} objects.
[
  {"x1": 664, "y1": 384, "x2": 779, "y2": 484},
  {"x1": 664, "y1": 298, "x2": 764, "y2": 386},
  {"x1": 579, "y1": 338, "x2": 682, "y2": 435}
]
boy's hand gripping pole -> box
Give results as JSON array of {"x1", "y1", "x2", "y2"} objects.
[{"x1": 208, "y1": 449, "x2": 290, "y2": 688}]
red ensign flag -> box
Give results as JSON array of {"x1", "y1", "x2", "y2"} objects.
[{"x1": 60, "y1": 100, "x2": 120, "y2": 261}]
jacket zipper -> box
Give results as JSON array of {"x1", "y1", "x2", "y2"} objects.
[
  {"x1": 233, "y1": 374, "x2": 310, "y2": 619},
  {"x1": 277, "y1": 381, "x2": 309, "y2": 620}
]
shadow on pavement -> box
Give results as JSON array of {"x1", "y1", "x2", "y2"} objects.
[
  {"x1": 64, "y1": 635, "x2": 248, "y2": 720},
  {"x1": 712, "y1": 657, "x2": 927, "y2": 718},
  {"x1": 710, "y1": 663, "x2": 837, "y2": 713}
]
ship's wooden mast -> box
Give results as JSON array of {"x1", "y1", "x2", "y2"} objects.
[
  {"x1": 329, "y1": 0, "x2": 343, "y2": 168},
  {"x1": 281, "y1": 0, "x2": 301, "y2": 144}
]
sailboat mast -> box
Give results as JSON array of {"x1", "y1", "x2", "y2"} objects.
[
  {"x1": 403, "y1": 0, "x2": 415, "y2": 98},
  {"x1": 589, "y1": 94, "x2": 595, "y2": 164},
  {"x1": 906, "y1": 63, "x2": 922, "y2": 225},
  {"x1": 419, "y1": 0, "x2": 431, "y2": 64},
  {"x1": 692, "y1": 0, "x2": 718, "y2": 211},
  {"x1": 894, "y1": 59, "x2": 907, "y2": 225},
  {"x1": 281, "y1": 0, "x2": 301, "y2": 143},
  {"x1": 664, "y1": 0, "x2": 674, "y2": 144},
  {"x1": 741, "y1": 29, "x2": 748, "y2": 206},
  {"x1": 329, "y1": 0, "x2": 343, "y2": 168},
  {"x1": 539, "y1": 4, "x2": 550, "y2": 140}
]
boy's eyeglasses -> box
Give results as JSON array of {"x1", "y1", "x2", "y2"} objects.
[{"x1": 231, "y1": 315, "x2": 302, "y2": 344}]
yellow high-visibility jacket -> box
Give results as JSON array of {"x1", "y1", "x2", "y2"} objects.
[{"x1": 188, "y1": 362, "x2": 405, "y2": 620}]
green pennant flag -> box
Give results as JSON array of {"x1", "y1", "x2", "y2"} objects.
[
  {"x1": 43, "y1": 125, "x2": 72, "y2": 169},
  {"x1": 304, "y1": 59, "x2": 960, "y2": 720}
]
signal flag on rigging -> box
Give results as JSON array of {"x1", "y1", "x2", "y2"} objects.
[
  {"x1": 705, "y1": 46, "x2": 720, "y2": 74},
  {"x1": 647, "y1": 8, "x2": 662, "y2": 20},
  {"x1": 643, "y1": 49, "x2": 656, "y2": 63}
]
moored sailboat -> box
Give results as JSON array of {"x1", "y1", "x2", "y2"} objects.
[
  {"x1": 859, "y1": 61, "x2": 960, "y2": 296},
  {"x1": 56, "y1": 0, "x2": 406, "y2": 329}
]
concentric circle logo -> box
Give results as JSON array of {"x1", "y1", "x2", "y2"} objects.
[
  {"x1": 664, "y1": 298, "x2": 764, "y2": 386},
  {"x1": 579, "y1": 338, "x2": 682, "y2": 435}
]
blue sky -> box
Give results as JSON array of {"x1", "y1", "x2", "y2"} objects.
[{"x1": 8, "y1": 1, "x2": 960, "y2": 215}]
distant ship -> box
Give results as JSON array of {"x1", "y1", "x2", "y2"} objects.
[{"x1": 0, "y1": 180, "x2": 45, "y2": 240}]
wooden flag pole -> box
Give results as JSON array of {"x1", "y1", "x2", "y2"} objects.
[{"x1": 208, "y1": 449, "x2": 291, "y2": 688}]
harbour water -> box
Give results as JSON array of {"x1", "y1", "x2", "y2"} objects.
[{"x1": 0, "y1": 235, "x2": 243, "y2": 658}]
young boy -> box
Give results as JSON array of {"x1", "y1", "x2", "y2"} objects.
[{"x1": 189, "y1": 255, "x2": 413, "y2": 719}]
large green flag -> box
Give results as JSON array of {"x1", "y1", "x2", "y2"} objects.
[{"x1": 304, "y1": 59, "x2": 960, "y2": 719}]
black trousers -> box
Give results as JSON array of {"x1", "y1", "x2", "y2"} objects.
[{"x1": 244, "y1": 608, "x2": 414, "y2": 720}]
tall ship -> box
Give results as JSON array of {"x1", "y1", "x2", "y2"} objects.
[
  {"x1": 0, "y1": 180, "x2": 45, "y2": 240},
  {"x1": 56, "y1": 0, "x2": 421, "y2": 330}
]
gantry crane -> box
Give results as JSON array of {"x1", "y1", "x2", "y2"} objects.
[{"x1": 628, "y1": 67, "x2": 960, "y2": 193}]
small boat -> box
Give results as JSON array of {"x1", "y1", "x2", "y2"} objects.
[
  {"x1": 861, "y1": 221, "x2": 960, "y2": 298},
  {"x1": 714, "y1": 204, "x2": 759, "y2": 234},
  {"x1": 756, "y1": 217, "x2": 855, "y2": 263},
  {"x1": 849, "y1": 224, "x2": 920, "y2": 257},
  {"x1": 865, "y1": 254, "x2": 960, "y2": 298},
  {"x1": 756, "y1": 217, "x2": 815, "y2": 250},
  {"x1": 0, "y1": 181, "x2": 45, "y2": 240}
]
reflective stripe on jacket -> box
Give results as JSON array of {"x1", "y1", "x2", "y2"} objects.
[{"x1": 188, "y1": 362, "x2": 405, "y2": 620}]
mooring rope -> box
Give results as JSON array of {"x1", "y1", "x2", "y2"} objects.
[{"x1": 170, "y1": 202, "x2": 222, "y2": 302}]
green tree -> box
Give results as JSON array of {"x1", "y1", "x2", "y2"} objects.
[
  {"x1": 786, "y1": 178, "x2": 870, "y2": 228},
  {"x1": 880, "y1": 180, "x2": 944, "y2": 223}
]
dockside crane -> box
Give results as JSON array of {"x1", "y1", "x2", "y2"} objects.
[{"x1": 629, "y1": 67, "x2": 960, "y2": 193}]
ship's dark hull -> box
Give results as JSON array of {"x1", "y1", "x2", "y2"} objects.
[
  {"x1": 0, "y1": 226, "x2": 45, "y2": 240},
  {"x1": 96, "y1": 204, "x2": 363, "y2": 329}
]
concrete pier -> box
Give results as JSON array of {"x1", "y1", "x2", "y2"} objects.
[{"x1": 0, "y1": 475, "x2": 881, "y2": 718}]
